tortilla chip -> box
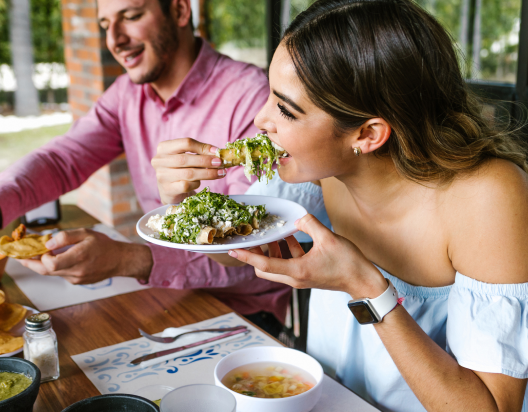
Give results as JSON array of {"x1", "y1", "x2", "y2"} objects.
[
  {"x1": 0, "y1": 291, "x2": 5, "y2": 306},
  {"x1": 0, "y1": 332, "x2": 24, "y2": 354},
  {"x1": 0, "y1": 302, "x2": 27, "y2": 332},
  {"x1": 0, "y1": 234, "x2": 52, "y2": 259}
]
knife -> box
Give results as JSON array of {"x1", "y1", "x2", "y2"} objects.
[{"x1": 130, "y1": 327, "x2": 250, "y2": 365}]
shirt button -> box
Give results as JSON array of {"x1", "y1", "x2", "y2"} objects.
[
  {"x1": 162, "y1": 280, "x2": 170, "y2": 287},
  {"x1": 162, "y1": 114, "x2": 169, "y2": 122}
]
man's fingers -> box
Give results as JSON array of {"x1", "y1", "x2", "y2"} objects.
[
  {"x1": 295, "y1": 214, "x2": 332, "y2": 243},
  {"x1": 284, "y1": 236, "x2": 305, "y2": 258},
  {"x1": 41, "y1": 246, "x2": 85, "y2": 273},
  {"x1": 46, "y1": 229, "x2": 91, "y2": 250},
  {"x1": 157, "y1": 138, "x2": 218, "y2": 156},
  {"x1": 18, "y1": 258, "x2": 48, "y2": 275},
  {"x1": 152, "y1": 153, "x2": 223, "y2": 169}
]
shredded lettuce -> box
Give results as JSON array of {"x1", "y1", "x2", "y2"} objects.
[
  {"x1": 225, "y1": 134, "x2": 285, "y2": 183},
  {"x1": 160, "y1": 188, "x2": 267, "y2": 244}
]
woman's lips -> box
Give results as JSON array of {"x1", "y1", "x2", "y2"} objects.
[{"x1": 278, "y1": 156, "x2": 293, "y2": 166}]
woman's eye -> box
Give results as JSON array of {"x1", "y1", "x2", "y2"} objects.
[{"x1": 277, "y1": 103, "x2": 296, "y2": 121}]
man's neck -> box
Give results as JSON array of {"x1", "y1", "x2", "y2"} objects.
[{"x1": 150, "y1": 34, "x2": 199, "y2": 103}]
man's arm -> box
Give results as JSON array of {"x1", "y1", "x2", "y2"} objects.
[{"x1": 0, "y1": 77, "x2": 125, "y2": 228}]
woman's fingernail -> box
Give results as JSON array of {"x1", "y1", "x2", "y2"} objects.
[
  {"x1": 211, "y1": 158, "x2": 222, "y2": 166},
  {"x1": 46, "y1": 239, "x2": 56, "y2": 249},
  {"x1": 218, "y1": 169, "x2": 226, "y2": 177},
  {"x1": 294, "y1": 219, "x2": 300, "y2": 225},
  {"x1": 228, "y1": 250, "x2": 238, "y2": 258},
  {"x1": 210, "y1": 146, "x2": 219, "y2": 153}
]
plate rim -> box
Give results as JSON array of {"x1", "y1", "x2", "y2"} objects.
[{"x1": 136, "y1": 195, "x2": 307, "y2": 253}]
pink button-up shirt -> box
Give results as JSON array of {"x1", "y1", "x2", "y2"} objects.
[{"x1": 0, "y1": 40, "x2": 291, "y2": 322}]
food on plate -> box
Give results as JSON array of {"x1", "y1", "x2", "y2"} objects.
[
  {"x1": 147, "y1": 187, "x2": 267, "y2": 245},
  {"x1": 0, "y1": 371, "x2": 32, "y2": 401},
  {"x1": 0, "y1": 290, "x2": 27, "y2": 333},
  {"x1": 217, "y1": 133, "x2": 288, "y2": 182},
  {"x1": 221, "y1": 362, "x2": 315, "y2": 398},
  {"x1": 0, "y1": 224, "x2": 51, "y2": 259},
  {"x1": 0, "y1": 332, "x2": 24, "y2": 356}
]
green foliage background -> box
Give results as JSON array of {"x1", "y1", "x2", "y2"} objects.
[{"x1": 0, "y1": 0, "x2": 64, "y2": 65}]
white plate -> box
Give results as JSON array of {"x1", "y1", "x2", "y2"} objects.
[
  {"x1": 137, "y1": 195, "x2": 308, "y2": 254},
  {"x1": 0, "y1": 305, "x2": 38, "y2": 357}
]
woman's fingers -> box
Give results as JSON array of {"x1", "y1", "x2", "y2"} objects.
[
  {"x1": 268, "y1": 241, "x2": 282, "y2": 259},
  {"x1": 156, "y1": 137, "x2": 218, "y2": 156},
  {"x1": 152, "y1": 153, "x2": 223, "y2": 170},
  {"x1": 284, "y1": 236, "x2": 305, "y2": 258},
  {"x1": 295, "y1": 214, "x2": 332, "y2": 242},
  {"x1": 229, "y1": 249, "x2": 294, "y2": 276},
  {"x1": 156, "y1": 167, "x2": 226, "y2": 185}
]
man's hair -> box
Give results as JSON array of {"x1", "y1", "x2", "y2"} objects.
[{"x1": 158, "y1": 0, "x2": 172, "y2": 16}]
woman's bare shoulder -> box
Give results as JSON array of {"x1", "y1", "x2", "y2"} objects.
[{"x1": 444, "y1": 159, "x2": 528, "y2": 284}]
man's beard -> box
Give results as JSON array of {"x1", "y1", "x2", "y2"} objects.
[{"x1": 131, "y1": 19, "x2": 179, "y2": 84}]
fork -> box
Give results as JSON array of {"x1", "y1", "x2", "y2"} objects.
[{"x1": 138, "y1": 325, "x2": 248, "y2": 344}]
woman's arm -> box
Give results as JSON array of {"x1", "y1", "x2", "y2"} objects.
[{"x1": 230, "y1": 187, "x2": 528, "y2": 411}]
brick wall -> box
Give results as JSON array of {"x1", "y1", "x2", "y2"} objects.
[{"x1": 61, "y1": 0, "x2": 142, "y2": 241}]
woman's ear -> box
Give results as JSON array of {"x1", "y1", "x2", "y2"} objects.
[{"x1": 354, "y1": 118, "x2": 391, "y2": 154}]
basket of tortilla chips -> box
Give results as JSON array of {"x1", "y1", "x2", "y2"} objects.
[
  {"x1": 0, "y1": 224, "x2": 51, "y2": 259},
  {"x1": 0, "y1": 290, "x2": 26, "y2": 355}
]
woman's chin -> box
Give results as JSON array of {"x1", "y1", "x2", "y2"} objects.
[{"x1": 278, "y1": 167, "x2": 313, "y2": 184}]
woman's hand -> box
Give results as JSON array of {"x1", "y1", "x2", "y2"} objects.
[
  {"x1": 151, "y1": 138, "x2": 226, "y2": 204},
  {"x1": 229, "y1": 214, "x2": 387, "y2": 298}
]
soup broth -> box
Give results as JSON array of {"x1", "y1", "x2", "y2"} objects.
[{"x1": 221, "y1": 362, "x2": 315, "y2": 398}]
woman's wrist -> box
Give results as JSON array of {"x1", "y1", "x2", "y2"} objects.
[{"x1": 347, "y1": 263, "x2": 388, "y2": 299}]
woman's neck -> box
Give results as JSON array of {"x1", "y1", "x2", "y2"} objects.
[{"x1": 336, "y1": 155, "x2": 430, "y2": 220}]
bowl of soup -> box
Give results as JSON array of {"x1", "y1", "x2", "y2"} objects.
[
  {"x1": 0, "y1": 357, "x2": 41, "y2": 412},
  {"x1": 214, "y1": 346, "x2": 323, "y2": 412}
]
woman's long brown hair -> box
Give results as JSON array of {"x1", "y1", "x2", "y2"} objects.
[{"x1": 283, "y1": 0, "x2": 528, "y2": 183}]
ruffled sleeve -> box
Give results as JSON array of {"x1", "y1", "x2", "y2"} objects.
[{"x1": 447, "y1": 272, "x2": 528, "y2": 378}]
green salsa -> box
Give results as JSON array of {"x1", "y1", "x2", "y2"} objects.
[
  {"x1": 0, "y1": 371, "x2": 32, "y2": 401},
  {"x1": 153, "y1": 399, "x2": 161, "y2": 406}
]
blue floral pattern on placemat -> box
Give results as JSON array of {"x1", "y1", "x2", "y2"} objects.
[{"x1": 71, "y1": 313, "x2": 281, "y2": 394}]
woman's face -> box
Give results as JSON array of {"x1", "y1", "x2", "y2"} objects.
[{"x1": 255, "y1": 44, "x2": 356, "y2": 183}]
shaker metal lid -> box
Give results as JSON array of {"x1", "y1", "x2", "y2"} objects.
[{"x1": 25, "y1": 313, "x2": 52, "y2": 331}]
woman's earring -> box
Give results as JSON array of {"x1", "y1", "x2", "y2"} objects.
[{"x1": 353, "y1": 147, "x2": 362, "y2": 156}]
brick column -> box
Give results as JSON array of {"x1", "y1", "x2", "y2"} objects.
[{"x1": 61, "y1": 0, "x2": 142, "y2": 240}]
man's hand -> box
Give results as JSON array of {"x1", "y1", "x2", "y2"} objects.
[
  {"x1": 152, "y1": 138, "x2": 226, "y2": 205},
  {"x1": 18, "y1": 229, "x2": 153, "y2": 285}
]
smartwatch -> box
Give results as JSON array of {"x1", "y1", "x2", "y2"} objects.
[{"x1": 348, "y1": 278, "x2": 399, "y2": 324}]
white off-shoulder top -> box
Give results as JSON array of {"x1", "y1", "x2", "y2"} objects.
[{"x1": 247, "y1": 174, "x2": 528, "y2": 412}]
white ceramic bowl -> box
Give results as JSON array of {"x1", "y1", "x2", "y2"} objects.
[{"x1": 214, "y1": 346, "x2": 323, "y2": 412}]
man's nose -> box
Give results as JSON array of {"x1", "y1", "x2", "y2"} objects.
[{"x1": 106, "y1": 22, "x2": 128, "y2": 53}]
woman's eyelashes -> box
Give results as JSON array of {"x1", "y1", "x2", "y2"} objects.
[{"x1": 277, "y1": 103, "x2": 296, "y2": 121}]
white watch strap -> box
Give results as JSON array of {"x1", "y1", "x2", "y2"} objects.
[{"x1": 369, "y1": 278, "x2": 399, "y2": 320}]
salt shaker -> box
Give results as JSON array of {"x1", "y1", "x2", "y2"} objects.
[{"x1": 23, "y1": 313, "x2": 60, "y2": 382}]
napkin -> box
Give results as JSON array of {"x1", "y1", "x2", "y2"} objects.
[{"x1": 139, "y1": 326, "x2": 248, "y2": 368}]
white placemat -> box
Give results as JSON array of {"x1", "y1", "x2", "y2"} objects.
[
  {"x1": 5, "y1": 224, "x2": 149, "y2": 311},
  {"x1": 71, "y1": 313, "x2": 380, "y2": 411}
]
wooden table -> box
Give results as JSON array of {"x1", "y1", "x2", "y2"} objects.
[{"x1": 0, "y1": 206, "x2": 235, "y2": 411}]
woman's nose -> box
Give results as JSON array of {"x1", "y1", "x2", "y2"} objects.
[{"x1": 254, "y1": 101, "x2": 276, "y2": 134}]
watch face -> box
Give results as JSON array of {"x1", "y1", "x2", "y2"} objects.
[{"x1": 348, "y1": 301, "x2": 379, "y2": 324}]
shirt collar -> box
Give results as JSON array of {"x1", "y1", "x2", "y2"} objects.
[{"x1": 143, "y1": 38, "x2": 219, "y2": 109}]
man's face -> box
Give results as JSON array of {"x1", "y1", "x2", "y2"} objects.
[{"x1": 98, "y1": 0, "x2": 179, "y2": 84}]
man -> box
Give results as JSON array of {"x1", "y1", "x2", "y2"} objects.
[{"x1": 0, "y1": 0, "x2": 290, "y2": 335}]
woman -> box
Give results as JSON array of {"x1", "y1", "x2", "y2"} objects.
[{"x1": 152, "y1": 0, "x2": 528, "y2": 410}]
